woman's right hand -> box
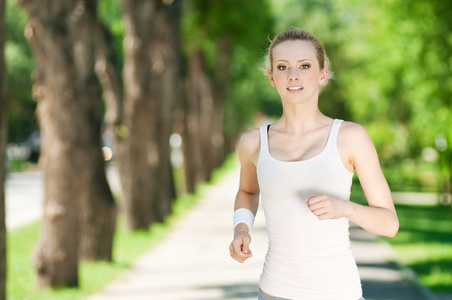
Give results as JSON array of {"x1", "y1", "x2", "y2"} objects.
[{"x1": 229, "y1": 224, "x2": 253, "y2": 263}]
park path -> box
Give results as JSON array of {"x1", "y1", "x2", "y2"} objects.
[
  {"x1": 5, "y1": 164, "x2": 120, "y2": 230},
  {"x1": 86, "y1": 164, "x2": 434, "y2": 300}
]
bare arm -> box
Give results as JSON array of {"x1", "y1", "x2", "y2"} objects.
[
  {"x1": 229, "y1": 129, "x2": 260, "y2": 263},
  {"x1": 347, "y1": 123, "x2": 399, "y2": 237},
  {"x1": 307, "y1": 122, "x2": 399, "y2": 237}
]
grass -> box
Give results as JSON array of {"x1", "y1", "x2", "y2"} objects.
[
  {"x1": 6, "y1": 154, "x2": 238, "y2": 300},
  {"x1": 382, "y1": 203, "x2": 452, "y2": 293},
  {"x1": 351, "y1": 188, "x2": 452, "y2": 294},
  {"x1": 7, "y1": 218, "x2": 173, "y2": 300},
  {"x1": 7, "y1": 159, "x2": 37, "y2": 172}
]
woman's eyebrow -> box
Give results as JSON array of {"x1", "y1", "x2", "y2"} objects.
[{"x1": 275, "y1": 59, "x2": 312, "y2": 63}]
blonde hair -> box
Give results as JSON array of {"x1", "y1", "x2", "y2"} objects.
[{"x1": 265, "y1": 27, "x2": 333, "y2": 84}]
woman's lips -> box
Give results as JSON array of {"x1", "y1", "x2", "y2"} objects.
[{"x1": 287, "y1": 86, "x2": 303, "y2": 92}]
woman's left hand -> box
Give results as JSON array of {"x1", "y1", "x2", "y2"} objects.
[{"x1": 305, "y1": 195, "x2": 351, "y2": 220}]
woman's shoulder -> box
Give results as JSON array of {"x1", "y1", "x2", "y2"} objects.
[
  {"x1": 338, "y1": 121, "x2": 375, "y2": 152},
  {"x1": 236, "y1": 127, "x2": 262, "y2": 164},
  {"x1": 339, "y1": 121, "x2": 369, "y2": 137},
  {"x1": 237, "y1": 127, "x2": 261, "y2": 152}
]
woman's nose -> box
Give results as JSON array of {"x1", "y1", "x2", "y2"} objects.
[{"x1": 288, "y1": 68, "x2": 299, "y2": 81}]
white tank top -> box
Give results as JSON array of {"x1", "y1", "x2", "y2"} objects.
[{"x1": 257, "y1": 119, "x2": 362, "y2": 300}]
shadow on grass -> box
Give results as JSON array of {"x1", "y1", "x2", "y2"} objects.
[
  {"x1": 407, "y1": 258, "x2": 452, "y2": 292},
  {"x1": 360, "y1": 277, "x2": 425, "y2": 300},
  {"x1": 387, "y1": 204, "x2": 452, "y2": 244},
  {"x1": 351, "y1": 190, "x2": 452, "y2": 294}
]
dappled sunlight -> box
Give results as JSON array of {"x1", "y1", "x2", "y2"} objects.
[{"x1": 102, "y1": 146, "x2": 113, "y2": 161}]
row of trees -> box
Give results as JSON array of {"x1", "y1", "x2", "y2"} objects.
[
  {"x1": 1, "y1": 0, "x2": 451, "y2": 297},
  {"x1": 0, "y1": 0, "x2": 275, "y2": 294}
]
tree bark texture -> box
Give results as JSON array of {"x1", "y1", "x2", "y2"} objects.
[
  {"x1": 72, "y1": 0, "x2": 117, "y2": 261},
  {"x1": 150, "y1": 1, "x2": 180, "y2": 222},
  {"x1": 180, "y1": 3, "x2": 233, "y2": 193},
  {"x1": 18, "y1": 0, "x2": 116, "y2": 287},
  {"x1": 118, "y1": 0, "x2": 179, "y2": 229},
  {"x1": 0, "y1": 0, "x2": 7, "y2": 297},
  {"x1": 118, "y1": 0, "x2": 156, "y2": 230},
  {"x1": 182, "y1": 39, "x2": 230, "y2": 192},
  {"x1": 19, "y1": 1, "x2": 80, "y2": 287},
  {"x1": 211, "y1": 37, "x2": 230, "y2": 169},
  {"x1": 182, "y1": 50, "x2": 211, "y2": 193},
  {"x1": 93, "y1": 26, "x2": 122, "y2": 149}
]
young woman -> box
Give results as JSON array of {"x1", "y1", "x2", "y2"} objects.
[{"x1": 229, "y1": 27, "x2": 399, "y2": 300}]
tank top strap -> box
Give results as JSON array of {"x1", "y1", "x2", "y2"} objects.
[
  {"x1": 259, "y1": 124, "x2": 271, "y2": 158},
  {"x1": 325, "y1": 119, "x2": 343, "y2": 152}
]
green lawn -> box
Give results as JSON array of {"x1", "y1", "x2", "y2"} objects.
[
  {"x1": 7, "y1": 218, "x2": 174, "y2": 300},
  {"x1": 351, "y1": 187, "x2": 452, "y2": 294},
  {"x1": 383, "y1": 203, "x2": 452, "y2": 293}
]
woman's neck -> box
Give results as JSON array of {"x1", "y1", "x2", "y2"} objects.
[{"x1": 275, "y1": 103, "x2": 330, "y2": 134}]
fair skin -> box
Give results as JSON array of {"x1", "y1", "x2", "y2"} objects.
[{"x1": 229, "y1": 40, "x2": 399, "y2": 264}]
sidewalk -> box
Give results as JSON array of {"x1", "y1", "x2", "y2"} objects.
[
  {"x1": 87, "y1": 166, "x2": 429, "y2": 300},
  {"x1": 5, "y1": 164, "x2": 120, "y2": 230}
]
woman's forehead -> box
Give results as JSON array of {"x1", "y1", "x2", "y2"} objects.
[{"x1": 273, "y1": 40, "x2": 317, "y2": 62}]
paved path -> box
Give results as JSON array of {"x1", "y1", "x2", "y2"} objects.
[
  {"x1": 86, "y1": 166, "x2": 432, "y2": 300},
  {"x1": 5, "y1": 164, "x2": 120, "y2": 230},
  {"x1": 5, "y1": 170, "x2": 43, "y2": 230}
]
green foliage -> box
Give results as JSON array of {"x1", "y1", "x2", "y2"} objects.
[
  {"x1": 277, "y1": 0, "x2": 452, "y2": 192},
  {"x1": 98, "y1": 0, "x2": 124, "y2": 69},
  {"x1": 182, "y1": 0, "x2": 273, "y2": 68},
  {"x1": 224, "y1": 52, "x2": 281, "y2": 137},
  {"x1": 5, "y1": 1, "x2": 36, "y2": 143},
  {"x1": 182, "y1": 0, "x2": 277, "y2": 139}
]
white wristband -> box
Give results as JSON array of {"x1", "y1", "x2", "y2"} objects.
[{"x1": 233, "y1": 208, "x2": 255, "y2": 232}]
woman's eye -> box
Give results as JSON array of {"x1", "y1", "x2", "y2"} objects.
[
  {"x1": 277, "y1": 65, "x2": 287, "y2": 70},
  {"x1": 300, "y1": 64, "x2": 310, "y2": 69}
]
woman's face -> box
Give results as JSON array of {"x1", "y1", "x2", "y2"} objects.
[{"x1": 269, "y1": 40, "x2": 327, "y2": 104}]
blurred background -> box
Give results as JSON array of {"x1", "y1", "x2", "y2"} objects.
[
  {"x1": 0, "y1": 0, "x2": 451, "y2": 299},
  {"x1": 6, "y1": 0, "x2": 452, "y2": 196}
]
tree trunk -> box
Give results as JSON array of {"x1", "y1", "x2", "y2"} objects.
[
  {"x1": 182, "y1": 50, "x2": 212, "y2": 193},
  {"x1": 118, "y1": 0, "x2": 156, "y2": 230},
  {"x1": 180, "y1": 3, "x2": 234, "y2": 190},
  {"x1": 150, "y1": 1, "x2": 180, "y2": 221},
  {"x1": 19, "y1": 1, "x2": 81, "y2": 287},
  {"x1": 18, "y1": 0, "x2": 116, "y2": 287},
  {"x1": 198, "y1": 60, "x2": 215, "y2": 180},
  {"x1": 211, "y1": 36, "x2": 230, "y2": 169},
  {"x1": 72, "y1": 0, "x2": 117, "y2": 261},
  {"x1": 93, "y1": 26, "x2": 122, "y2": 153},
  {"x1": 119, "y1": 0, "x2": 179, "y2": 229},
  {"x1": 0, "y1": 0, "x2": 7, "y2": 297},
  {"x1": 182, "y1": 44, "x2": 230, "y2": 186}
]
